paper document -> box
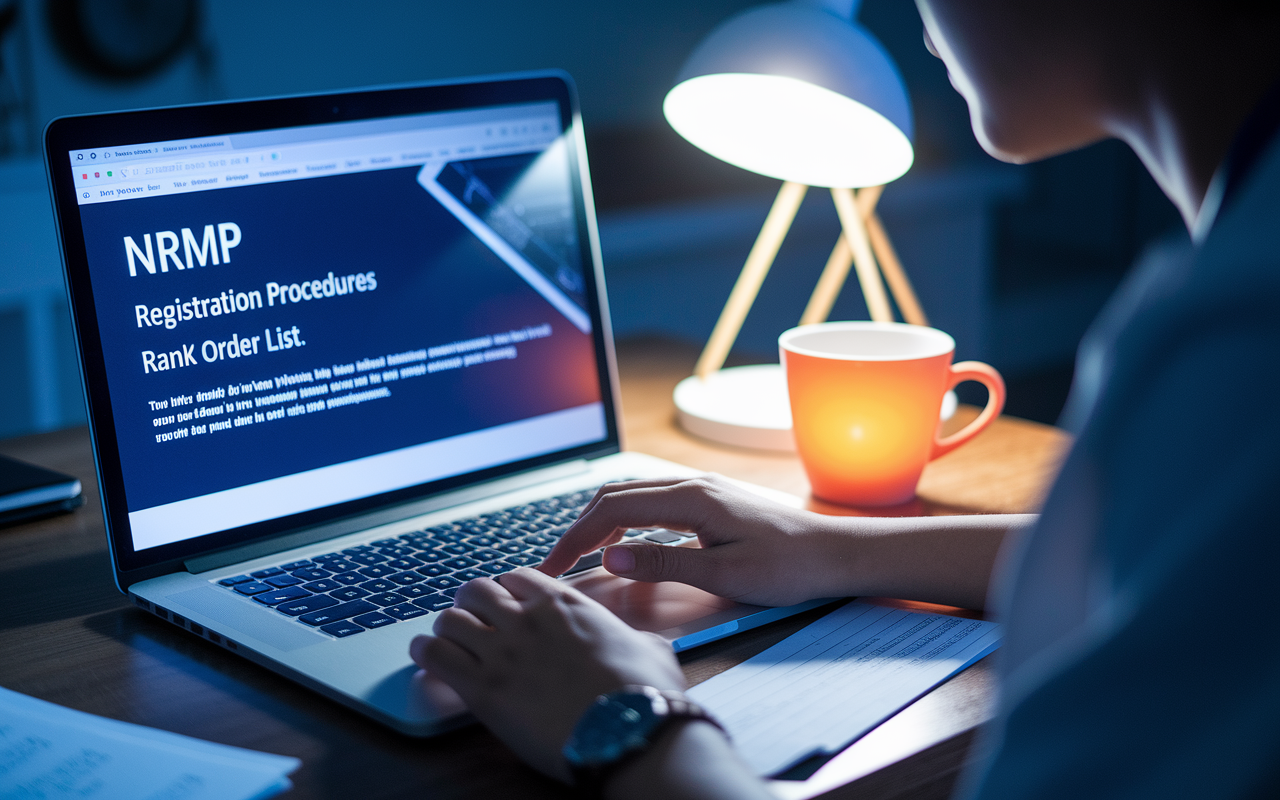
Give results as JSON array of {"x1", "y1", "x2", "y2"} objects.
[
  {"x1": 0, "y1": 685, "x2": 300, "y2": 800},
  {"x1": 687, "y1": 600, "x2": 1000, "y2": 777}
]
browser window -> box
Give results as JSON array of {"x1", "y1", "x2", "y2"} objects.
[{"x1": 67, "y1": 101, "x2": 607, "y2": 551}]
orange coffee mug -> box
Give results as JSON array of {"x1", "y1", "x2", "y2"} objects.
[{"x1": 780, "y1": 322, "x2": 1005, "y2": 506}]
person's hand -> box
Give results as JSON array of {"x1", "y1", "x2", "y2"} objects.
[
  {"x1": 409, "y1": 568, "x2": 686, "y2": 782},
  {"x1": 538, "y1": 475, "x2": 846, "y2": 606}
]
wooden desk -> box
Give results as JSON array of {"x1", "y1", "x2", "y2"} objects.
[{"x1": 0, "y1": 339, "x2": 1069, "y2": 800}]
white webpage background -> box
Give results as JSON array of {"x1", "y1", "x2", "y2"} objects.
[{"x1": 128, "y1": 402, "x2": 606, "y2": 550}]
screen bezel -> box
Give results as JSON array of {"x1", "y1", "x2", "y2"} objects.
[{"x1": 44, "y1": 72, "x2": 621, "y2": 588}]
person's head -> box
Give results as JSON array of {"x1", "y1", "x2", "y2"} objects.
[{"x1": 914, "y1": 0, "x2": 1280, "y2": 223}]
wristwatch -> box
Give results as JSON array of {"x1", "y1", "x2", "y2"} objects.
[{"x1": 562, "y1": 685, "x2": 725, "y2": 792}]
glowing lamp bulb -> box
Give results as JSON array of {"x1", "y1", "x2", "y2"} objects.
[{"x1": 663, "y1": 73, "x2": 914, "y2": 189}]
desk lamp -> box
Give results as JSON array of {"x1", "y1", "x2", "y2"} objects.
[{"x1": 668, "y1": 0, "x2": 931, "y2": 450}]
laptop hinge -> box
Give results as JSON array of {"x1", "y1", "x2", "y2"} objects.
[{"x1": 184, "y1": 458, "x2": 592, "y2": 574}]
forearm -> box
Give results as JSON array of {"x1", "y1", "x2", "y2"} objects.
[
  {"x1": 804, "y1": 513, "x2": 1037, "y2": 610},
  {"x1": 605, "y1": 720, "x2": 771, "y2": 800}
]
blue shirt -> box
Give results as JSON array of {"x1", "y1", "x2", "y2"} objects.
[{"x1": 963, "y1": 102, "x2": 1280, "y2": 798}]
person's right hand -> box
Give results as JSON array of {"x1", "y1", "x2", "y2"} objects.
[{"x1": 538, "y1": 475, "x2": 847, "y2": 607}]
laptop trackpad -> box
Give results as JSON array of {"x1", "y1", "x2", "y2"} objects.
[{"x1": 566, "y1": 571, "x2": 751, "y2": 641}]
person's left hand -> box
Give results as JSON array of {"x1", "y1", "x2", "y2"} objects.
[{"x1": 409, "y1": 568, "x2": 686, "y2": 782}]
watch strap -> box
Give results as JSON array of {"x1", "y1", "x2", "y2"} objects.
[{"x1": 565, "y1": 685, "x2": 725, "y2": 793}]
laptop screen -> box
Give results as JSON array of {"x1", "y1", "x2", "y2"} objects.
[{"x1": 49, "y1": 77, "x2": 617, "y2": 572}]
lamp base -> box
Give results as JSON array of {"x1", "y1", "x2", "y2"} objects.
[
  {"x1": 674, "y1": 365, "x2": 795, "y2": 451},
  {"x1": 673, "y1": 364, "x2": 959, "y2": 453}
]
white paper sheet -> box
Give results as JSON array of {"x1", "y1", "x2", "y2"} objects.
[
  {"x1": 687, "y1": 600, "x2": 1000, "y2": 777},
  {"x1": 0, "y1": 686, "x2": 300, "y2": 800}
]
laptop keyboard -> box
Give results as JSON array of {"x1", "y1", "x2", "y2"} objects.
[{"x1": 213, "y1": 487, "x2": 695, "y2": 638}]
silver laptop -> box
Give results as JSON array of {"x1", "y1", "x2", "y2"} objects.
[{"x1": 46, "y1": 72, "x2": 830, "y2": 736}]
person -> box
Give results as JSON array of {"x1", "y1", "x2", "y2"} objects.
[{"x1": 408, "y1": 1, "x2": 1280, "y2": 797}]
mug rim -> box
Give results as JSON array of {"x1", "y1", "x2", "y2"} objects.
[{"x1": 779, "y1": 321, "x2": 955, "y2": 362}]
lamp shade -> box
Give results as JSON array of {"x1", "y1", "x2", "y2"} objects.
[{"x1": 664, "y1": 0, "x2": 913, "y2": 188}]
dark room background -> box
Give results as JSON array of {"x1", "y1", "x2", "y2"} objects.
[{"x1": 0, "y1": 0, "x2": 1184, "y2": 439}]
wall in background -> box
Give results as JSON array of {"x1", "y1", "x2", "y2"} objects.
[{"x1": 0, "y1": 0, "x2": 1181, "y2": 439}]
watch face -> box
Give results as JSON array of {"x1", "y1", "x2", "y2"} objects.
[{"x1": 564, "y1": 692, "x2": 664, "y2": 768}]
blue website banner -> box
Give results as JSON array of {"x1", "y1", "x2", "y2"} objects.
[{"x1": 79, "y1": 162, "x2": 602, "y2": 514}]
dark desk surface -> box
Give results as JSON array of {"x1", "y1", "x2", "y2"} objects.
[{"x1": 0, "y1": 338, "x2": 1069, "y2": 800}]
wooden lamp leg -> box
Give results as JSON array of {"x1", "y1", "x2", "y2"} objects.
[
  {"x1": 866, "y1": 210, "x2": 928, "y2": 326},
  {"x1": 694, "y1": 181, "x2": 808, "y2": 380},
  {"x1": 830, "y1": 186, "x2": 893, "y2": 323},
  {"x1": 799, "y1": 236, "x2": 853, "y2": 325},
  {"x1": 801, "y1": 185, "x2": 930, "y2": 327}
]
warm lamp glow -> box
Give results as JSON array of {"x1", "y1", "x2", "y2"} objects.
[{"x1": 664, "y1": 73, "x2": 914, "y2": 188}]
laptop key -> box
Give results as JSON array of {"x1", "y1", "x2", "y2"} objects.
[
  {"x1": 378, "y1": 546, "x2": 416, "y2": 557},
  {"x1": 411, "y1": 548, "x2": 446, "y2": 563},
  {"x1": 333, "y1": 572, "x2": 365, "y2": 586},
  {"x1": 643, "y1": 530, "x2": 684, "y2": 544},
  {"x1": 353, "y1": 611, "x2": 397, "y2": 629},
  {"x1": 493, "y1": 528, "x2": 523, "y2": 540},
  {"x1": 395, "y1": 585, "x2": 433, "y2": 599},
  {"x1": 470, "y1": 548, "x2": 502, "y2": 562},
  {"x1": 388, "y1": 571, "x2": 426, "y2": 585},
  {"x1": 359, "y1": 579, "x2": 397, "y2": 593},
  {"x1": 265, "y1": 574, "x2": 303, "y2": 588},
  {"x1": 233, "y1": 581, "x2": 275, "y2": 596},
  {"x1": 372, "y1": 538, "x2": 401, "y2": 547},
  {"x1": 441, "y1": 556, "x2": 479, "y2": 571},
  {"x1": 384, "y1": 603, "x2": 430, "y2": 621},
  {"x1": 219, "y1": 575, "x2": 254, "y2": 586},
  {"x1": 386, "y1": 557, "x2": 424, "y2": 570},
  {"x1": 503, "y1": 554, "x2": 539, "y2": 567},
  {"x1": 330, "y1": 586, "x2": 370, "y2": 602},
  {"x1": 522, "y1": 534, "x2": 555, "y2": 547},
  {"x1": 425, "y1": 576, "x2": 462, "y2": 591},
  {"x1": 454, "y1": 569, "x2": 486, "y2": 582},
  {"x1": 319, "y1": 620, "x2": 365, "y2": 637},
  {"x1": 531, "y1": 545, "x2": 552, "y2": 557},
  {"x1": 464, "y1": 534, "x2": 501, "y2": 548},
  {"x1": 325, "y1": 560, "x2": 360, "y2": 573},
  {"x1": 302, "y1": 579, "x2": 342, "y2": 593},
  {"x1": 357, "y1": 565, "x2": 396, "y2": 579},
  {"x1": 478, "y1": 561, "x2": 515, "y2": 575},
  {"x1": 299, "y1": 599, "x2": 378, "y2": 626},
  {"x1": 349, "y1": 553, "x2": 390, "y2": 566},
  {"x1": 366, "y1": 592, "x2": 406, "y2": 607},
  {"x1": 442, "y1": 587, "x2": 460, "y2": 598},
  {"x1": 291, "y1": 567, "x2": 331, "y2": 580},
  {"x1": 281, "y1": 560, "x2": 313, "y2": 571},
  {"x1": 253, "y1": 586, "x2": 311, "y2": 605},
  {"x1": 251, "y1": 567, "x2": 285, "y2": 578},
  {"x1": 415, "y1": 564, "x2": 450, "y2": 578},
  {"x1": 439, "y1": 543, "x2": 471, "y2": 556},
  {"x1": 277, "y1": 595, "x2": 340, "y2": 616},
  {"x1": 413, "y1": 594, "x2": 454, "y2": 612}
]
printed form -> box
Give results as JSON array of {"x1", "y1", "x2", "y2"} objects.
[
  {"x1": 0, "y1": 686, "x2": 299, "y2": 800},
  {"x1": 688, "y1": 600, "x2": 1001, "y2": 777}
]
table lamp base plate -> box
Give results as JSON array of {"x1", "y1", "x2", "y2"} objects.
[{"x1": 674, "y1": 365, "x2": 796, "y2": 452}]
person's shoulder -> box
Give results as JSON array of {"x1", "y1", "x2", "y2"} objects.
[{"x1": 1202, "y1": 136, "x2": 1280, "y2": 273}]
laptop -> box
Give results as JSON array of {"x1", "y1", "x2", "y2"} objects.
[{"x1": 44, "y1": 72, "x2": 830, "y2": 736}]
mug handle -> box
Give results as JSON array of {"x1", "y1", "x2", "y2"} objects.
[{"x1": 931, "y1": 361, "x2": 1006, "y2": 460}]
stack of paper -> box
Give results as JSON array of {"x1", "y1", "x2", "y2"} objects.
[
  {"x1": 0, "y1": 686, "x2": 300, "y2": 800},
  {"x1": 688, "y1": 600, "x2": 1000, "y2": 777}
]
